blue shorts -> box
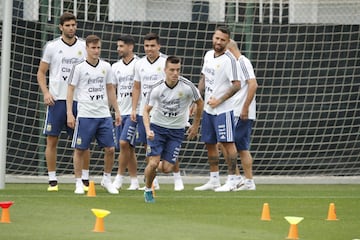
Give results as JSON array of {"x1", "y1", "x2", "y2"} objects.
[
  {"x1": 115, "y1": 115, "x2": 140, "y2": 148},
  {"x1": 200, "y1": 111, "x2": 235, "y2": 144},
  {"x1": 136, "y1": 116, "x2": 147, "y2": 144},
  {"x1": 146, "y1": 124, "x2": 185, "y2": 164},
  {"x1": 43, "y1": 100, "x2": 77, "y2": 137},
  {"x1": 234, "y1": 118, "x2": 253, "y2": 151},
  {"x1": 72, "y1": 117, "x2": 116, "y2": 150}
]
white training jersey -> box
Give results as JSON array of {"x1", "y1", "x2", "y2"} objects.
[
  {"x1": 146, "y1": 76, "x2": 201, "y2": 129},
  {"x1": 112, "y1": 55, "x2": 140, "y2": 115},
  {"x1": 134, "y1": 53, "x2": 167, "y2": 115},
  {"x1": 41, "y1": 37, "x2": 86, "y2": 100},
  {"x1": 68, "y1": 59, "x2": 114, "y2": 118},
  {"x1": 201, "y1": 49, "x2": 241, "y2": 115},
  {"x1": 233, "y1": 55, "x2": 257, "y2": 120}
]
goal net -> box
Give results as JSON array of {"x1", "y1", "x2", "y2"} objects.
[{"x1": 2, "y1": 0, "x2": 360, "y2": 180}]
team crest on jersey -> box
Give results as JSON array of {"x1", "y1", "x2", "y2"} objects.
[
  {"x1": 178, "y1": 91, "x2": 184, "y2": 98},
  {"x1": 46, "y1": 124, "x2": 52, "y2": 132},
  {"x1": 216, "y1": 64, "x2": 221, "y2": 69},
  {"x1": 76, "y1": 137, "x2": 82, "y2": 145},
  {"x1": 77, "y1": 50, "x2": 83, "y2": 56},
  {"x1": 157, "y1": 67, "x2": 162, "y2": 72},
  {"x1": 146, "y1": 145, "x2": 151, "y2": 154},
  {"x1": 102, "y1": 69, "x2": 106, "y2": 75}
]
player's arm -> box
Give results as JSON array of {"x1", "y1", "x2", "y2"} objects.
[
  {"x1": 37, "y1": 61, "x2": 54, "y2": 106},
  {"x1": 66, "y1": 84, "x2": 76, "y2": 129},
  {"x1": 241, "y1": 78, "x2": 258, "y2": 120},
  {"x1": 107, "y1": 83, "x2": 121, "y2": 126},
  {"x1": 197, "y1": 74, "x2": 205, "y2": 98},
  {"x1": 142, "y1": 104, "x2": 154, "y2": 140},
  {"x1": 187, "y1": 98, "x2": 204, "y2": 140},
  {"x1": 131, "y1": 81, "x2": 141, "y2": 122},
  {"x1": 207, "y1": 80, "x2": 241, "y2": 108}
]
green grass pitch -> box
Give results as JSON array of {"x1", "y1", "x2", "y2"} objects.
[{"x1": 0, "y1": 184, "x2": 359, "y2": 240}]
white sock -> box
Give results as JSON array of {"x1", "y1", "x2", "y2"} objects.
[
  {"x1": 130, "y1": 177, "x2": 139, "y2": 185},
  {"x1": 115, "y1": 174, "x2": 124, "y2": 180},
  {"x1": 48, "y1": 171, "x2": 57, "y2": 181},
  {"x1": 103, "y1": 172, "x2": 111, "y2": 179},
  {"x1": 173, "y1": 171, "x2": 181, "y2": 179},
  {"x1": 227, "y1": 174, "x2": 236, "y2": 183},
  {"x1": 246, "y1": 178, "x2": 254, "y2": 184},
  {"x1": 210, "y1": 172, "x2": 219, "y2": 182},
  {"x1": 75, "y1": 178, "x2": 82, "y2": 185},
  {"x1": 81, "y1": 169, "x2": 89, "y2": 180}
]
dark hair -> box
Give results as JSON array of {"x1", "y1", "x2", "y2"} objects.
[
  {"x1": 144, "y1": 32, "x2": 160, "y2": 44},
  {"x1": 166, "y1": 56, "x2": 181, "y2": 66},
  {"x1": 59, "y1": 12, "x2": 77, "y2": 25},
  {"x1": 118, "y1": 34, "x2": 135, "y2": 46},
  {"x1": 86, "y1": 35, "x2": 101, "y2": 46},
  {"x1": 215, "y1": 26, "x2": 231, "y2": 37}
]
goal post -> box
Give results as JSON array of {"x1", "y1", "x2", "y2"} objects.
[
  {"x1": 0, "y1": 0, "x2": 13, "y2": 189},
  {"x1": 1, "y1": 0, "x2": 360, "y2": 185}
]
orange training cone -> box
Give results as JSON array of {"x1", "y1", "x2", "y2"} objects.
[
  {"x1": 0, "y1": 201, "x2": 14, "y2": 223},
  {"x1": 87, "y1": 181, "x2": 96, "y2": 197},
  {"x1": 287, "y1": 224, "x2": 299, "y2": 239},
  {"x1": 91, "y1": 209, "x2": 111, "y2": 232},
  {"x1": 326, "y1": 203, "x2": 338, "y2": 221},
  {"x1": 284, "y1": 216, "x2": 304, "y2": 240},
  {"x1": 261, "y1": 203, "x2": 271, "y2": 221}
]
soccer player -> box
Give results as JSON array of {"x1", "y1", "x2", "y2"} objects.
[
  {"x1": 142, "y1": 56, "x2": 204, "y2": 203},
  {"x1": 194, "y1": 26, "x2": 243, "y2": 192},
  {"x1": 227, "y1": 39, "x2": 258, "y2": 191},
  {"x1": 37, "y1": 12, "x2": 90, "y2": 192},
  {"x1": 66, "y1": 35, "x2": 121, "y2": 194},
  {"x1": 112, "y1": 35, "x2": 141, "y2": 190},
  {"x1": 131, "y1": 32, "x2": 185, "y2": 191}
]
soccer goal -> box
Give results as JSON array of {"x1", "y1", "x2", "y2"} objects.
[{"x1": 1, "y1": 0, "x2": 359, "y2": 186}]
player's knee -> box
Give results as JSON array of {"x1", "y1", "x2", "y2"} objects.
[
  {"x1": 120, "y1": 140, "x2": 129, "y2": 150},
  {"x1": 148, "y1": 159, "x2": 159, "y2": 171},
  {"x1": 104, "y1": 146, "x2": 115, "y2": 155},
  {"x1": 161, "y1": 162, "x2": 174, "y2": 173}
]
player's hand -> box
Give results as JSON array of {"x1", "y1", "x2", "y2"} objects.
[
  {"x1": 67, "y1": 113, "x2": 75, "y2": 129},
  {"x1": 147, "y1": 130, "x2": 154, "y2": 140},
  {"x1": 186, "y1": 125, "x2": 198, "y2": 140},
  {"x1": 240, "y1": 109, "x2": 249, "y2": 120},
  {"x1": 115, "y1": 114, "x2": 122, "y2": 126},
  {"x1": 43, "y1": 92, "x2": 55, "y2": 106},
  {"x1": 130, "y1": 110, "x2": 137, "y2": 122},
  {"x1": 207, "y1": 96, "x2": 220, "y2": 108}
]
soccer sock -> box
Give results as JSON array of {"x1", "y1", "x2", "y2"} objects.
[
  {"x1": 115, "y1": 174, "x2": 124, "y2": 180},
  {"x1": 245, "y1": 178, "x2": 254, "y2": 184},
  {"x1": 173, "y1": 171, "x2": 181, "y2": 180},
  {"x1": 75, "y1": 178, "x2": 82, "y2": 185},
  {"x1": 103, "y1": 172, "x2": 111, "y2": 179},
  {"x1": 130, "y1": 177, "x2": 139, "y2": 185},
  {"x1": 48, "y1": 171, "x2": 57, "y2": 181},
  {"x1": 210, "y1": 171, "x2": 220, "y2": 183},
  {"x1": 227, "y1": 174, "x2": 236, "y2": 183},
  {"x1": 81, "y1": 169, "x2": 89, "y2": 180}
]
